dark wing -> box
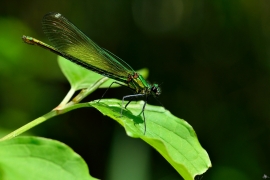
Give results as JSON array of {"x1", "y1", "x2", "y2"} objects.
[{"x1": 42, "y1": 12, "x2": 135, "y2": 81}]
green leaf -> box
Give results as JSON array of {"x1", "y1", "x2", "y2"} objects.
[
  {"x1": 58, "y1": 56, "x2": 149, "y2": 90},
  {"x1": 0, "y1": 136, "x2": 97, "y2": 180},
  {"x1": 89, "y1": 99, "x2": 211, "y2": 180}
]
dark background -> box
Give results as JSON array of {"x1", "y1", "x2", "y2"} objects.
[{"x1": 0, "y1": 0, "x2": 269, "y2": 179}]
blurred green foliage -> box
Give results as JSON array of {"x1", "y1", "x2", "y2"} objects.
[{"x1": 0, "y1": 0, "x2": 270, "y2": 179}]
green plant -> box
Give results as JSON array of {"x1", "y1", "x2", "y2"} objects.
[{"x1": 0, "y1": 56, "x2": 211, "y2": 180}]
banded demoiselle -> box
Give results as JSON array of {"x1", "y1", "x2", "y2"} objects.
[{"x1": 22, "y1": 12, "x2": 161, "y2": 134}]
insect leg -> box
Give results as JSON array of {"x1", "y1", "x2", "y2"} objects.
[{"x1": 98, "y1": 81, "x2": 129, "y2": 102}]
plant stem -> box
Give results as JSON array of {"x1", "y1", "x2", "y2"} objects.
[
  {"x1": 0, "y1": 77, "x2": 109, "y2": 141},
  {"x1": 67, "y1": 76, "x2": 109, "y2": 106},
  {"x1": 0, "y1": 103, "x2": 91, "y2": 142},
  {"x1": 0, "y1": 111, "x2": 56, "y2": 141},
  {"x1": 58, "y1": 88, "x2": 76, "y2": 107}
]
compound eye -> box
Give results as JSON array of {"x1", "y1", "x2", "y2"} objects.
[{"x1": 151, "y1": 85, "x2": 161, "y2": 96}]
